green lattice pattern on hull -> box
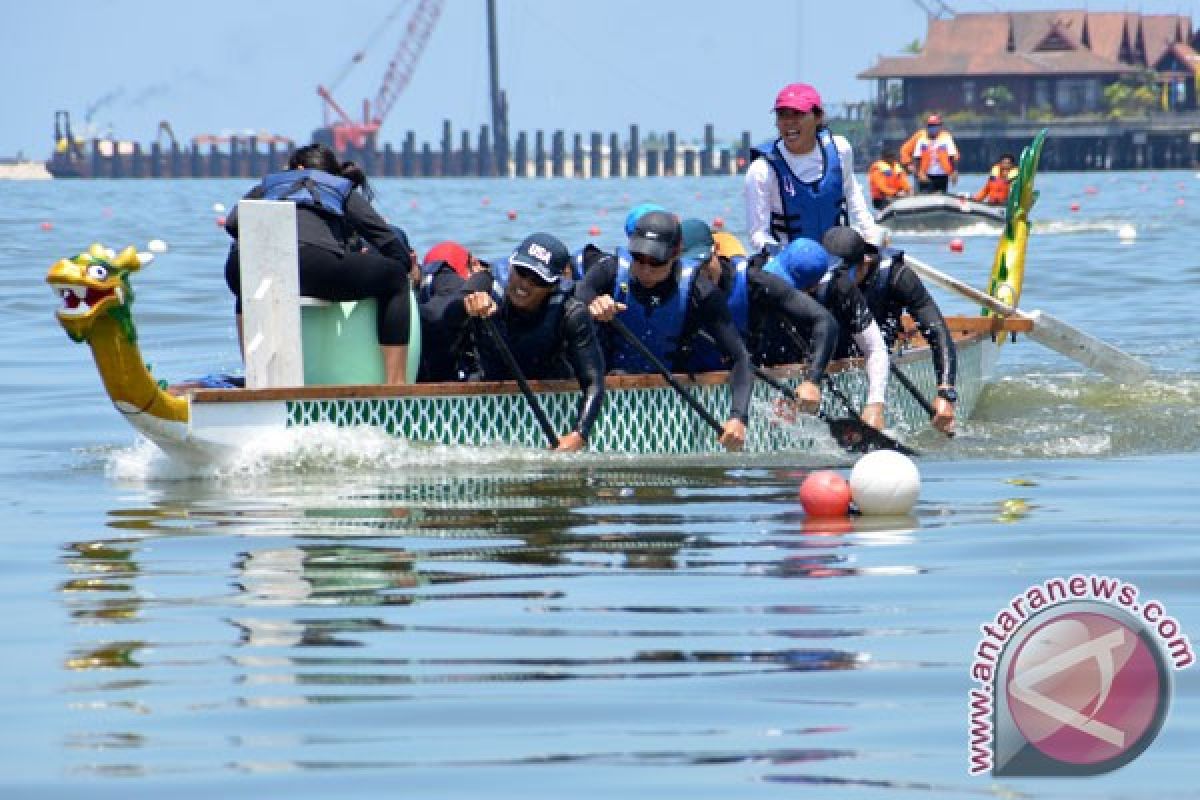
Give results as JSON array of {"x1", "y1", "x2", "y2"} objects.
[{"x1": 286, "y1": 339, "x2": 984, "y2": 454}]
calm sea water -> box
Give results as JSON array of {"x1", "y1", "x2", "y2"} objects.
[{"x1": 2, "y1": 172, "x2": 1198, "y2": 798}]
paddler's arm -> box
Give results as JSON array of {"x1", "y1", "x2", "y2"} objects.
[
  {"x1": 345, "y1": 192, "x2": 408, "y2": 260},
  {"x1": 895, "y1": 263, "x2": 958, "y2": 434},
  {"x1": 558, "y1": 301, "x2": 606, "y2": 453},
  {"x1": 751, "y1": 270, "x2": 834, "y2": 409},
  {"x1": 697, "y1": 286, "x2": 751, "y2": 451},
  {"x1": 854, "y1": 319, "x2": 889, "y2": 431}
]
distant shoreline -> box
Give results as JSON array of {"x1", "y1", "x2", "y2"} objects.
[{"x1": 0, "y1": 160, "x2": 51, "y2": 180}]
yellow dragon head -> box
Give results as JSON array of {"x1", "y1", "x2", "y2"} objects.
[{"x1": 47, "y1": 244, "x2": 152, "y2": 344}]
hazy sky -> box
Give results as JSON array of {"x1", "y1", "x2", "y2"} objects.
[{"x1": 6, "y1": 0, "x2": 1200, "y2": 159}]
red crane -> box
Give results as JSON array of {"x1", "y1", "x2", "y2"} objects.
[{"x1": 316, "y1": 0, "x2": 444, "y2": 152}]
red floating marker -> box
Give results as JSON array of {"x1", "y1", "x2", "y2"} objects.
[
  {"x1": 409, "y1": 199, "x2": 419, "y2": 209},
  {"x1": 588, "y1": 225, "x2": 600, "y2": 237},
  {"x1": 1177, "y1": 197, "x2": 1186, "y2": 206},
  {"x1": 1084, "y1": 186, "x2": 1099, "y2": 195},
  {"x1": 949, "y1": 238, "x2": 964, "y2": 253},
  {"x1": 481, "y1": 197, "x2": 491, "y2": 206},
  {"x1": 799, "y1": 470, "x2": 852, "y2": 517},
  {"x1": 215, "y1": 216, "x2": 227, "y2": 227},
  {"x1": 40, "y1": 221, "x2": 53, "y2": 231},
  {"x1": 506, "y1": 210, "x2": 517, "y2": 220},
  {"x1": 1070, "y1": 202, "x2": 1081, "y2": 212},
  {"x1": 712, "y1": 217, "x2": 725, "y2": 230}
]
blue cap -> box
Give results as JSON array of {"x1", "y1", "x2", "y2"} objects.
[
  {"x1": 624, "y1": 202, "x2": 666, "y2": 237},
  {"x1": 769, "y1": 238, "x2": 833, "y2": 290}
]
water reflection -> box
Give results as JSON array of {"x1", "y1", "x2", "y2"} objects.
[{"x1": 54, "y1": 465, "x2": 954, "y2": 783}]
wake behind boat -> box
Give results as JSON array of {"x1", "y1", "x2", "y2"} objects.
[{"x1": 876, "y1": 193, "x2": 1006, "y2": 231}]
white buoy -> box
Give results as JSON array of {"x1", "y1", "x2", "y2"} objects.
[
  {"x1": 213, "y1": 202, "x2": 227, "y2": 214},
  {"x1": 850, "y1": 450, "x2": 921, "y2": 515},
  {"x1": 147, "y1": 238, "x2": 168, "y2": 253},
  {"x1": 1117, "y1": 224, "x2": 1137, "y2": 243}
]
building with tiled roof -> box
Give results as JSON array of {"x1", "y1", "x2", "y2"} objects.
[{"x1": 860, "y1": 11, "x2": 1199, "y2": 120}]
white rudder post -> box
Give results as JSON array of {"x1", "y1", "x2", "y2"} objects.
[{"x1": 239, "y1": 199, "x2": 303, "y2": 389}]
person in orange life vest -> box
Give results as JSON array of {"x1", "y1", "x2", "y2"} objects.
[
  {"x1": 911, "y1": 114, "x2": 959, "y2": 194},
  {"x1": 867, "y1": 148, "x2": 911, "y2": 210},
  {"x1": 898, "y1": 130, "x2": 921, "y2": 177},
  {"x1": 973, "y1": 153, "x2": 1017, "y2": 206}
]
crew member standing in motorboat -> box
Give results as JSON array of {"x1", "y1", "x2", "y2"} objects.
[
  {"x1": 223, "y1": 143, "x2": 414, "y2": 384},
  {"x1": 911, "y1": 114, "x2": 959, "y2": 194},
  {"x1": 463, "y1": 233, "x2": 606, "y2": 453},
  {"x1": 867, "y1": 148, "x2": 912, "y2": 210},
  {"x1": 822, "y1": 226, "x2": 958, "y2": 434},
  {"x1": 973, "y1": 153, "x2": 1017, "y2": 206},
  {"x1": 755, "y1": 237, "x2": 890, "y2": 431},
  {"x1": 679, "y1": 219, "x2": 834, "y2": 415},
  {"x1": 574, "y1": 210, "x2": 753, "y2": 451},
  {"x1": 743, "y1": 82, "x2": 883, "y2": 255}
]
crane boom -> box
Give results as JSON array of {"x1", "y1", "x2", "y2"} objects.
[{"x1": 372, "y1": 0, "x2": 444, "y2": 124}]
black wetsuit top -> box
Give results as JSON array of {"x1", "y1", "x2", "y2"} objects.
[
  {"x1": 718, "y1": 259, "x2": 838, "y2": 383},
  {"x1": 575, "y1": 254, "x2": 754, "y2": 424},
  {"x1": 474, "y1": 285, "x2": 607, "y2": 441},
  {"x1": 842, "y1": 255, "x2": 957, "y2": 387},
  {"x1": 416, "y1": 267, "x2": 489, "y2": 382}
]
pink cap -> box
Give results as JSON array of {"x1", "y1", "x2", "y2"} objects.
[{"x1": 773, "y1": 83, "x2": 822, "y2": 113}]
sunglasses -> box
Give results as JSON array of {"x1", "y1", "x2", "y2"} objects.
[
  {"x1": 632, "y1": 253, "x2": 671, "y2": 269},
  {"x1": 512, "y1": 263, "x2": 556, "y2": 287}
]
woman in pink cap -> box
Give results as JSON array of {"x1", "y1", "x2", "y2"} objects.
[{"x1": 743, "y1": 82, "x2": 883, "y2": 256}]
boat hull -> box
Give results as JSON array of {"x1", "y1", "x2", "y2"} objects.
[
  {"x1": 876, "y1": 195, "x2": 1005, "y2": 230},
  {"x1": 137, "y1": 321, "x2": 1003, "y2": 465}
]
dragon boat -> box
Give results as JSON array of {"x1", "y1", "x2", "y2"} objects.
[
  {"x1": 876, "y1": 193, "x2": 1006, "y2": 231},
  {"x1": 47, "y1": 137, "x2": 1044, "y2": 468}
]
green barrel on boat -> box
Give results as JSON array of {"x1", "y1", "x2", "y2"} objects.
[{"x1": 300, "y1": 290, "x2": 422, "y2": 385}]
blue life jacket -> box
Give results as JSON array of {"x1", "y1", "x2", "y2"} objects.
[
  {"x1": 688, "y1": 255, "x2": 750, "y2": 372},
  {"x1": 569, "y1": 248, "x2": 587, "y2": 282},
  {"x1": 610, "y1": 252, "x2": 696, "y2": 374},
  {"x1": 479, "y1": 288, "x2": 573, "y2": 381},
  {"x1": 752, "y1": 128, "x2": 847, "y2": 244},
  {"x1": 259, "y1": 169, "x2": 353, "y2": 217}
]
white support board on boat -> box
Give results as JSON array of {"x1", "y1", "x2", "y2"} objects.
[{"x1": 239, "y1": 200, "x2": 303, "y2": 389}]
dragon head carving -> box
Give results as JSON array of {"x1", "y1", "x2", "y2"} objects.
[{"x1": 47, "y1": 244, "x2": 152, "y2": 343}]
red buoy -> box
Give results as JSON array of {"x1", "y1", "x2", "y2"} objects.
[
  {"x1": 215, "y1": 216, "x2": 226, "y2": 227},
  {"x1": 506, "y1": 210, "x2": 518, "y2": 220},
  {"x1": 481, "y1": 197, "x2": 491, "y2": 206},
  {"x1": 1070, "y1": 202, "x2": 1081, "y2": 212},
  {"x1": 949, "y1": 238, "x2": 964, "y2": 253},
  {"x1": 39, "y1": 221, "x2": 53, "y2": 231},
  {"x1": 588, "y1": 225, "x2": 600, "y2": 237},
  {"x1": 712, "y1": 217, "x2": 725, "y2": 230},
  {"x1": 799, "y1": 470, "x2": 852, "y2": 517}
]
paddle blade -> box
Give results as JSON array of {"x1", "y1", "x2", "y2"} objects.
[
  {"x1": 825, "y1": 417, "x2": 920, "y2": 457},
  {"x1": 1024, "y1": 309, "x2": 1152, "y2": 382}
]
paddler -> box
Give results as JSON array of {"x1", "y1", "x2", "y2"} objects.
[
  {"x1": 753, "y1": 237, "x2": 890, "y2": 431},
  {"x1": 678, "y1": 220, "x2": 834, "y2": 415},
  {"x1": 867, "y1": 148, "x2": 911, "y2": 210},
  {"x1": 743, "y1": 82, "x2": 883, "y2": 255},
  {"x1": 822, "y1": 226, "x2": 958, "y2": 434},
  {"x1": 415, "y1": 241, "x2": 490, "y2": 383},
  {"x1": 574, "y1": 210, "x2": 752, "y2": 451},
  {"x1": 973, "y1": 153, "x2": 1017, "y2": 206},
  {"x1": 463, "y1": 233, "x2": 605, "y2": 453}
]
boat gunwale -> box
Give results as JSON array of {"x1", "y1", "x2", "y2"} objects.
[{"x1": 180, "y1": 316, "x2": 1028, "y2": 405}]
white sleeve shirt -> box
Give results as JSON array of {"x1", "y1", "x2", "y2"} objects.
[{"x1": 743, "y1": 132, "x2": 883, "y2": 253}]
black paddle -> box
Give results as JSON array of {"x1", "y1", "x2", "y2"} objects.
[
  {"x1": 607, "y1": 317, "x2": 726, "y2": 437},
  {"x1": 889, "y1": 362, "x2": 954, "y2": 438},
  {"x1": 478, "y1": 317, "x2": 560, "y2": 448},
  {"x1": 690, "y1": 330, "x2": 910, "y2": 455}
]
